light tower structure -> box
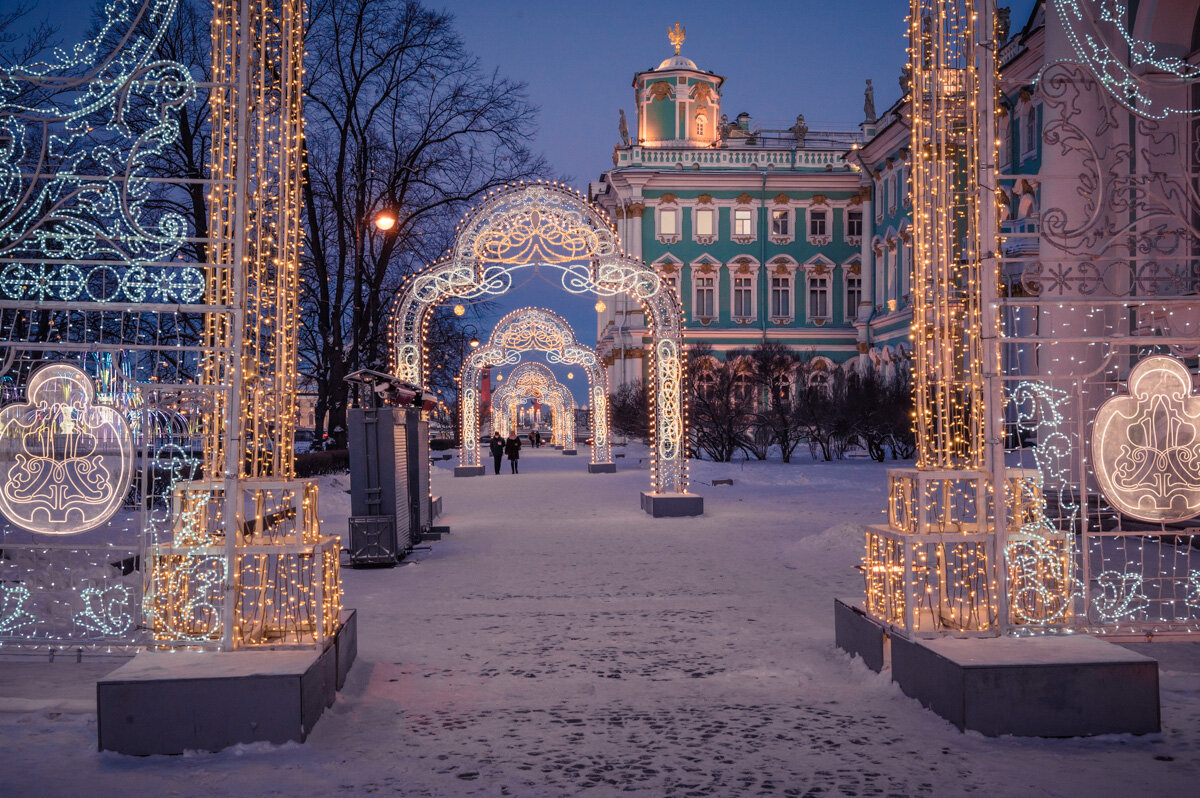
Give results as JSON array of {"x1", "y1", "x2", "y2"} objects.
[
  {"x1": 148, "y1": 0, "x2": 341, "y2": 649},
  {"x1": 862, "y1": 0, "x2": 1003, "y2": 636}
]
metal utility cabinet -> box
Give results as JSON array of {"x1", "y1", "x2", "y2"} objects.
[{"x1": 347, "y1": 406, "x2": 430, "y2": 565}]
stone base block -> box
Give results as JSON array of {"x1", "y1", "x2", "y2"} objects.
[
  {"x1": 588, "y1": 463, "x2": 617, "y2": 474},
  {"x1": 640, "y1": 491, "x2": 704, "y2": 517},
  {"x1": 562, "y1": 448, "x2": 578, "y2": 455},
  {"x1": 335, "y1": 609, "x2": 358, "y2": 690},
  {"x1": 834, "y1": 598, "x2": 885, "y2": 673},
  {"x1": 431, "y1": 495, "x2": 443, "y2": 519},
  {"x1": 98, "y1": 612, "x2": 357, "y2": 755},
  {"x1": 891, "y1": 634, "x2": 1160, "y2": 737},
  {"x1": 453, "y1": 466, "x2": 485, "y2": 477}
]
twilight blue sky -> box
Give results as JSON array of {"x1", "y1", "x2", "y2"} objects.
[{"x1": 29, "y1": 0, "x2": 1037, "y2": 400}]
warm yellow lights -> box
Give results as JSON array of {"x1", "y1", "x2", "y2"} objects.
[
  {"x1": 567, "y1": 371, "x2": 574, "y2": 379},
  {"x1": 595, "y1": 300, "x2": 606, "y2": 312},
  {"x1": 151, "y1": 0, "x2": 341, "y2": 649},
  {"x1": 453, "y1": 303, "x2": 466, "y2": 316},
  {"x1": 374, "y1": 211, "x2": 397, "y2": 231}
]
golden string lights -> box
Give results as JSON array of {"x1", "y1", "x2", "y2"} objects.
[
  {"x1": 863, "y1": 0, "x2": 1001, "y2": 636},
  {"x1": 149, "y1": 0, "x2": 341, "y2": 649}
]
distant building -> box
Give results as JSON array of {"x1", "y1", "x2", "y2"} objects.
[{"x1": 589, "y1": 30, "x2": 871, "y2": 392}]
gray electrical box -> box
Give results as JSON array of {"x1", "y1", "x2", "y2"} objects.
[{"x1": 347, "y1": 406, "x2": 429, "y2": 565}]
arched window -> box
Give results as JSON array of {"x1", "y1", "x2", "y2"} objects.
[{"x1": 696, "y1": 112, "x2": 707, "y2": 137}]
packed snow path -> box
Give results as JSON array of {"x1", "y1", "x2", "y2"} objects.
[{"x1": 3, "y1": 446, "x2": 1200, "y2": 796}]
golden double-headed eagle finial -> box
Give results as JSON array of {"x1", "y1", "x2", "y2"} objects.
[{"x1": 669, "y1": 22, "x2": 686, "y2": 55}]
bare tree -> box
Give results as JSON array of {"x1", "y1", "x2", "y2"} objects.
[
  {"x1": 301, "y1": 0, "x2": 548, "y2": 446},
  {"x1": 747, "y1": 341, "x2": 807, "y2": 463},
  {"x1": 610, "y1": 378, "x2": 649, "y2": 440},
  {"x1": 687, "y1": 344, "x2": 755, "y2": 462}
]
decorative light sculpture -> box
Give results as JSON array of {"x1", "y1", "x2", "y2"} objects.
[
  {"x1": 147, "y1": 0, "x2": 341, "y2": 649},
  {"x1": 863, "y1": 0, "x2": 1001, "y2": 636},
  {"x1": 491, "y1": 363, "x2": 574, "y2": 447},
  {"x1": 458, "y1": 307, "x2": 610, "y2": 469},
  {"x1": 387, "y1": 183, "x2": 689, "y2": 497},
  {"x1": 0, "y1": 364, "x2": 135, "y2": 535},
  {"x1": 0, "y1": 0, "x2": 198, "y2": 649}
]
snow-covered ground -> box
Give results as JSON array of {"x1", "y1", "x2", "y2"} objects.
[{"x1": 2, "y1": 445, "x2": 1199, "y2": 797}]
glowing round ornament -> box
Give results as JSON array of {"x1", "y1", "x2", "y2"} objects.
[
  {"x1": 1092, "y1": 355, "x2": 1200, "y2": 523},
  {"x1": 0, "y1": 363, "x2": 135, "y2": 534}
]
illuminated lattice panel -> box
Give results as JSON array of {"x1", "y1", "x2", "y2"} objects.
[
  {"x1": 887, "y1": 468, "x2": 992, "y2": 534},
  {"x1": 150, "y1": 479, "x2": 341, "y2": 648},
  {"x1": 1004, "y1": 469, "x2": 1076, "y2": 628},
  {"x1": 864, "y1": 524, "x2": 999, "y2": 637}
]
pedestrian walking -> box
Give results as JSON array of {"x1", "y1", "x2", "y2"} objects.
[
  {"x1": 505, "y1": 431, "x2": 522, "y2": 474},
  {"x1": 489, "y1": 431, "x2": 505, "y2": 475},
  {"x1": 534, "y1": 429, "x2": 542, "y2": 448}
]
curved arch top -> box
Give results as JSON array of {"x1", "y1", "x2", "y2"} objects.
[
  {"x1": 492, "y1": 363, "x2": 575, "y2": 447},
  {"x1": 388, "y1": 181, "x2": 691, "y2": 499},
  {"x1": 459, "y1": 307, "x2": 610, "y2": 468}
]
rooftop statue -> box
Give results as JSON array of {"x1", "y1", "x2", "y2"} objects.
[
  {"x1": 864, "y1": 79, "x2": 877, "y2": 123},
  {"x1": 790, "y1": 114, "x2": 809, "y2": 147},
  {"x1": 618, "y1": 109, "x2": 630, "y2": 146},
  {"x1": 668, "y1": 22, "x2": 686, "y2": 55}
]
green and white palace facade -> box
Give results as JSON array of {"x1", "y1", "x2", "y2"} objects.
[{"x1": 589, "y1": 36, "x2": 915, "y2": 393}]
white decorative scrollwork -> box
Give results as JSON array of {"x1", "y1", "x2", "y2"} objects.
[
  {"x1": 458, "y1": 307, "x2": 609, "y2": 469},
  {"x1": 389, "y1": 183, "x2": 688, "y2": 495},
  {"x1": 1092, "y1": 355, "x2": 1200, "y2": 523},
  {"x1": 0, "y1": 363, "x2": 135, "y2": 534}
]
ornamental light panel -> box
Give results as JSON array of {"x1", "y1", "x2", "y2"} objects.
[{"x1": 0, "y1": 364, "x2": 135, "y2": 535}]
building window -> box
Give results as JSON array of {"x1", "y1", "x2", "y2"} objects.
[
  {"x1": 846, "y1": 210, "x2": 863, "y2": 238},
  {"x1": 659, "y1": 208, "x2": 677, "y2": 236},
  {"x1": 809, "y1": 210, "x2": 827, "y2": 237},
  {"x1": 696, "y1": 369, "x2": 717, "y2": 400},
  {"x1": 846, "y1": 273, "x2": 862, "y2": 319},
  {"x1": 694, "y1": 275, "x2": 715, "y2": 319},
  {"x1": 733, "y1": 276, "x2": 753, "y2": 319},
  {"x1": 1023, "y1": 107, "x2": 1037, "y2": 156},
  {"x1": 733, "y1": 372, "x2": 755, "y2": 405},
  {"x1": 771, "y1": 276, "x2": 792, "y2": 318},
  {"x1": 663, "y1": 274, "x2": 678, "y2": 294},
  {"x1": 734, "y1": 208, "x2": 754, "y2": 236},
  {"x1": 771, "y1": 209, "x2": 789, "y2": 237},
  {"x1": 695, "y1": 208, "x2": 714, "y2": 237},
  {"x1": 696, "y1": 112, "x2": 706, "y2": 137},
  {"x1": 808, "y1": 274, "x2": 829, "y2": 320},
  {"x1": 897, "y1": 168, "x2": 907, "y2": 207}
]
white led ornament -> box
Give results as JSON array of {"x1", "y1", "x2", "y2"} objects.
[
  {"x1": 0, "y1": 363, "x2": 135, "y2": 534},
  {"x1": 1092, "y1": 355, "x2": 1200, "y2": 523}
]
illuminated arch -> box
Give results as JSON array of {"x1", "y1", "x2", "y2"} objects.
[
  {"x1": 460, "y1": 307, "x2": 608, "y2": 469},
  {"x1": 389, "y1": 182, "x2": 692, "y2": 503},
  {"x1": 491, "y1": 363, "x2": 575, "y2": 448}
]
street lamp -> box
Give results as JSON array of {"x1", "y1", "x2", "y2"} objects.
[{"x1": 373, "y1": 210, "x2": 397, "y2": 231}]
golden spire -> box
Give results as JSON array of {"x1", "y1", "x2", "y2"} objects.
[{"x1": 668, "y1": 22, "x2": 686, "y2": 55}]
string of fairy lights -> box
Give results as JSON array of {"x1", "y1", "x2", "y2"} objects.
[
  {"x1": 148, "y1": 0, "x2": 341, "y2": 649},
  {"x1": 863, "y1": 0, "x2": 1000, "y2": 636}
]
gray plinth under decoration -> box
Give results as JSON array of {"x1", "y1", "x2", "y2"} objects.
[{"x1": 834, "y1": 598, "x2": 1160, "y2": 737}]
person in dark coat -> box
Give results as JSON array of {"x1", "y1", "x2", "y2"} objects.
[
  {"x1": 505, "y1": 431, "x2": 522, "y2": 474},
  {"x1": 489, "y1": 431, "x2": 505, "y2": 475},
  {"x1": 534, "y1": 429, "x2": 542, "y2": 448}
]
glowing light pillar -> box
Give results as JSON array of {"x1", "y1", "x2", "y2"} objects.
[
  {"x1": 862, "y1": 0, "x2": 1000, "y2": 635},
  {"x1": 152, "y1": 0, "x2": 341, "y2": 649}
]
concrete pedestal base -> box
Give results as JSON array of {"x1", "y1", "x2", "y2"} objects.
[
  {"x1": 431, "y1": 495, "x2": 443, "y2": 520},
  {"x1": 98, "y1": 610, "x2": 358, "y2": 755},
  {"x1": 453, "y1": 466, "x2": 485, "y2": 477},
  {"x1": 640, "y1": 491, "x2": 704, "y2": 517},
  {"x1": 562, "y1": 448, "x2": 577, "y2": 455},
  {"x1": 833, "y1": 599, "x2": 1160, "y2": 736},
  {"x1": 588, "y1": 463, "x2": 617, "y2": 474}
]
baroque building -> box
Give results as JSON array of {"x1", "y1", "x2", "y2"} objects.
[{"x1": 589, "y1": 29, "x2": 869, "y2": 392}]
